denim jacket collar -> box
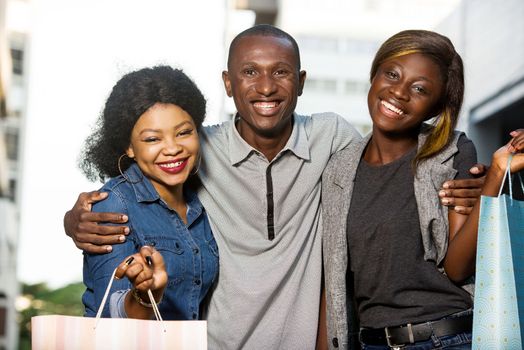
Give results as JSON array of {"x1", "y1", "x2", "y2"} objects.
[{"x1": 124, "y1": 163, "x2": 203, "y2": 226}]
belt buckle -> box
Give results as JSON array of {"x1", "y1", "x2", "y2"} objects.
[{"x1": 385, "y1": 323, "x2": 414, "y2": 349}]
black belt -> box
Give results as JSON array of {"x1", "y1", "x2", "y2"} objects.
[{"x1": 360, "y1": 314, "x2": 472, "y2": 347}]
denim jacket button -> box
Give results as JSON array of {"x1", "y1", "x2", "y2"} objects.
[{"x1": 332, "y1": 337, "x2": 339, "y2": 348}]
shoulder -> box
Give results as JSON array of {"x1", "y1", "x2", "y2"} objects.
[
  {"x1": 200, "y1": 122, "x2": 230, "y2": 142},
  {"x1": 447, "y1": 130, "x2": 477, "y2": 159},
  {"x1": 92, "y1": 177, "x2": 129, "y2": 214},
  {"x1": 455, "y1": 132, "x2": 475, "y2": 150},
  {"x1": 303, "y1": 111, "x2": 353, "y2": 127},
  {"x1": 299, "y1": 112, "x2": 361, "y2": 140}
]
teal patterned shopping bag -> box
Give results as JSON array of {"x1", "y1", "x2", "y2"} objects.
[{"x1": 472, "y1": 159, "x2": 524, "y2": 349}]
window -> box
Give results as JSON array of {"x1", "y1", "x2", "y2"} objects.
[
  {"x1": 5, "y1": 130, "x2": 18, "y2": 161},
  {"x1": 10, "y1": 48, "x2": 24, "y2": 76},
  {"x1": 305, "y1": 78, "x2": 338, "y2": 93},
  {"x1": 0, "y1": 305, "x2": 5, "y2": 337},
  {"x1": 344, "y1": 80, "x2": 369, "y2": 95}
]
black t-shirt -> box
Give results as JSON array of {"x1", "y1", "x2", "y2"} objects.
[{"x1": 346, "y1": 135, "x2": 475, "y2": 328}]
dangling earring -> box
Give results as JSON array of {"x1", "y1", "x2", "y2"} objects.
[
  {"x1": 190, "y1": 154, "x2": 202, "y2": 176},
  {"x1": 118, "y1": 154, "x2": 143, "y2": 184}
]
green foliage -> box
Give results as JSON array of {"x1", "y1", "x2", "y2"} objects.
[{"x1": 18, "y1": 282, "x2": 85, "y2": 350}]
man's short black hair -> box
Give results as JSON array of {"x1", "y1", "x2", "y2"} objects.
[{"x1": 227, "y1": 24, "x2": 301, "y2": 71}]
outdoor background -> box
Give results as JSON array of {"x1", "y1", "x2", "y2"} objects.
[{"x1": 1, "y1": 0, "x2": 523, "y2": 348}]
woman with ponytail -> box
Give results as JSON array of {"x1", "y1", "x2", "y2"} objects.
[{"x1": 321, "y1": 30, "x2": 523, "y2": 349}]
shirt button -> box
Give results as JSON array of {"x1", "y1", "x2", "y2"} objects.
[
  {"x1": 193, "y1": 248, "x2": 199, "y2": 254},
  {"x1": 332, "y1": 337, "x2": 339, "y2": 348},
  {"x1": 194, "y1": 279, "x2": 201, "y2": 285}
]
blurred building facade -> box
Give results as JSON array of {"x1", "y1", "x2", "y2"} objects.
[
  {"x1": 0, "y1": 0, "x2": 27, "y2": 348},
  {"x1": 437, "y1": 0, "x2": 524, "y2": 163}
]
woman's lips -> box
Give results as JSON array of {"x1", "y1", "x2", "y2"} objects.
[{"x1": 157, "y1": 159, "x2": 188, "y2": 174}]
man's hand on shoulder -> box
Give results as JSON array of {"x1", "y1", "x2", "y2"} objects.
[
  {"x1": 439, "y1": 163, "x2": 487, "y2": 215},
  {"x1": 64, "y1": 191, "x2": 129, "y2": 254}
]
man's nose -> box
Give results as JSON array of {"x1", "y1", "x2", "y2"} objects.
[{"x1": 255, "y1": 73, "x2": 277, "y2": 96}]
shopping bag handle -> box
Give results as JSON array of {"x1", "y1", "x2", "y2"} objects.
[
  {"x1": 497, "y1": 154, "x2": 524, "y2": 200},
  {"x1": 94, "y1": 267, "x2": 165, "y2": 332}
]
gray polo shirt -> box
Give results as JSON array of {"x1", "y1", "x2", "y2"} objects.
[{"x1": 198, "y1": 113, "x2": 361, "y2": 349}]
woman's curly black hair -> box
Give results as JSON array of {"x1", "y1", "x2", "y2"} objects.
[{"x1": 79, "y1": 65, "x2": 206, "y2": 182}]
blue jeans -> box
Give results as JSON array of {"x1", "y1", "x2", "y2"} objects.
[{"x1": 360, "y1": 310, "x2": 472, "y2": 349}]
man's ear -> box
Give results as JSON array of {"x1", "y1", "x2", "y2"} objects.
[
  {"x1": 222, "y1": 71, "x2": 233, "y2": 97},
  {"x1": 297, "y1": 70, "x2": 306, "y2": 96}
]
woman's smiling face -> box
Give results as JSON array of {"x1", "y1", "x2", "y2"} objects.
[
  {"x1": 126, "y1": 103, "x2": 199, "y2": 198},
  {"x1": 367, "y1": 52, "x2": 445, "y2": 136}
]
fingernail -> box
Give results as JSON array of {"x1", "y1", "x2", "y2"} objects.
[
  {"x1": 439, "y1": 190, "x2": 446, "y2": 197},
  {"x1": 146, "y1": 256, "x2": 153, "y2": 266},
  {"x1": 105, "y1": 246, "x2": 113, "y2": 253},
  {"x1": 121, "y1": 215, "x2": 128, "y2": 222},
  {"x1": 118, "y1": 235, "x2": 126, "y2": 242},
  {"x1": 123, "y1": 227, "x2": 130, "y2": 234},
  {"x1": 125, "y1": 257, "x2": 134, "y2": 265},
  {"x1": 471, "y1": 166, "x2": 479, "y2": 173},
  {"x1": 455, "y1": 206, "x2": 465, "y2": 212},
  {"x1": 443, "y1": 182, "x2": 450, "y2": 189},
  {"x1": 442, "y1": 199, "x2": 450, "y2": 205}
]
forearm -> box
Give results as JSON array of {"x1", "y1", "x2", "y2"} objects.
[{"x1": 444, "y1": 165, "x2": 506, "y2": 282}]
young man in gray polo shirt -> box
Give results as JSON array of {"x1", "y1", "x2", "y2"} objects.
[{"x1": 64, "y1": 25, "x2": 484, "y2": 349}]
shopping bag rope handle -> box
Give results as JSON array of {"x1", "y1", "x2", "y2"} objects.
[
  {"x1": 497, "y1": 154, "x2": 524, "y2": 200},
  {"x1": 94, "y1": 267, "x2": 166, "y2": 332}
]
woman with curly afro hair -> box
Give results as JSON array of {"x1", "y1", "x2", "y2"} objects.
[{"x1": 80, "y1": 65, "x2": 219, "y2": 321}]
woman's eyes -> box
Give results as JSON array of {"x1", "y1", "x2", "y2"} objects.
[
  {"x1": 141, "y1": 129, "x2": 194, "y2": 142},
  {"x1": 177, "y1": 129, "x2": 194, "y2": 137},
  {"x1": 385, "y1": 71, "x2": 399, "y2": 79},
  {"x1": 413, "y1": 86, "x2": 427, "y2": 94}
]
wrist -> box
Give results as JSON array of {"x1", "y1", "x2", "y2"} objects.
[{"x1": 131, "y1": 288, "x2": 163, "y2": 308}]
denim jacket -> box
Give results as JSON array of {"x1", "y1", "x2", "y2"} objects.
[{"x1": 82, "y1": 163, "x2": 219, "y2": 320}]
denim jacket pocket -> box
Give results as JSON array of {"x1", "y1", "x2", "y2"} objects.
[{"x1": 143, "y1": 236, "x2": 186, "y2": 286}]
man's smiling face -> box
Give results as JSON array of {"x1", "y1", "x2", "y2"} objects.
[{"x1": 222, "y1": 34, "x2": 306, "y2": 139}]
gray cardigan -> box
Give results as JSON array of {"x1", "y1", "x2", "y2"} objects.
[{"x1": 322, "y1": 130, "x2": 474, "y2": 349}]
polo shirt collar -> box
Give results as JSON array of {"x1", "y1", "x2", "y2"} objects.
[{"x1": 228, "y1": 113, "x2": 310, "y2": 165}]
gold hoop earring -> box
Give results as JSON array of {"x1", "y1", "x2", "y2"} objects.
[
  {"x1": 118, "y1": 154, "x2": 143, "y2": 184},
  {"x1": 190, "y1": 154, "x2": 202, "y2": 176}
]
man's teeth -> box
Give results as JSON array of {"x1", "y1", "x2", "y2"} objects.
[
  {"x1": 254, "y1": 102, "x2": 278, "y2": 108},
  {"x1": 161, "y1": 161, "x2": 184, "y2": 168},
  {"x1": 381, "y1": 100, "x2": 404, "y2": 115}
]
